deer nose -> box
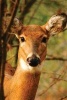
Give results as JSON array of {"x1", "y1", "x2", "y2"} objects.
[{"x1": 27, "y1": 54, "x2": 40, "y2": 67}]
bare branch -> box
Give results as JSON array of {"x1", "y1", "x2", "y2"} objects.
[
  {"x1": 19, "y1": 0, "x2": 36, "y2": 22},
  {"x1": 3, "y1": 0, "x2": 20, "y2": 38},
  {"x1": 46, "y1": 54, "x2": 67, "y2": 61},
  {"x1": 6, "y1": 55, "x2": 16, "y2": 61},
  {"x1": 46, "y1": 57, "x2": 67, "y2": 61},
  {"x1": 27, "y1": 0, "x2": 42, "y2": 24},
  {"x1": 10, "y1": 0, "x2": 16, "y2": 4},
  {"x1": 0, "y1": 0, "x2": 7, "y2": 99},
  {"x1": 42, "y1": 71, "x2": 67, "y2": 82},
  {"x1": 38, "y1": 66, "x2": 67, "y2": 96},
  {"x1": 38, "y1": 80, "x2": 58, "y2": 96},
  {"x1": 60, "y1": 96, "x2": 67, "y2": 100}
]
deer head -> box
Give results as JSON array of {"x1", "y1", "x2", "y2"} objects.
[{"x1": 13, "y1": 13, "x2": 67, "y2": 73}]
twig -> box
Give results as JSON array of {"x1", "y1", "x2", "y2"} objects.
[
  {"x1": 38, "y1": 80, "x2": 58, "y2": 96},
  {"x1": 42, "y1": 71, "x2": 67, "y2": 82},
  {"x1": 46, "y1": 57, "x2": 67, "y2": 61},
  {"x1": 6, "y1": 55, "x2": 16, "y2": 61},
  {"x1": 11, "y1": 44, "x2": 19, "y2": 47},
  {"x1": 38, "y1": 66, "x2": 67, "y2": 96},
  {"x1": 3, "y1": 0, "x2": 20, "y2": 38},
  {"x1": 46, "y1": 54, "x2": 67, "y2": 61},
  {"x1": 60, "y1": 96, "x2": 67, "y2": 100},
  {"x1": 27, "y1": 0, "x2": 42, "y2": 24},
  {"x1": 10, "y1": 0, "x2": 16, "y2": 4},
  {"x1": 51, "y1": 77, "x2": 67, "y2": 82},
  {"x1": 19, "y1": 0, "x2": 36, "y2": 22}
]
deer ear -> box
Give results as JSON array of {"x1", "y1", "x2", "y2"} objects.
[
  {"x1": 10, "y1": 18, "x2": 24, "y2": 38},
  {"x1": 42, "y1": 13, "x2": 67, "y2": 36}
]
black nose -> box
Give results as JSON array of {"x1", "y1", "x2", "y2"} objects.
[{"x1": 27, "y1": 54, "x2": 40, "y2": 67}]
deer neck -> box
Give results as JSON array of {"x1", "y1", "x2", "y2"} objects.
[{"x1": 5, "y1": 56, "x2": 41, "y2": 100}]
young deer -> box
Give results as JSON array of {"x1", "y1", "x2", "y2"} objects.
[{"x1": 3, "y1": 13, "x2": 67, "y2": 100}]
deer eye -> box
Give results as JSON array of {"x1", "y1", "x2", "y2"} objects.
[
  {"x1": 20, "y1": 37, "x2": 25, "y2": 42},
  {"x1": 42, "y1": 37, "x2": 47, "y2": 43}
]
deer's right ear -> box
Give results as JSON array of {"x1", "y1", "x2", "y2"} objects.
[
  {"x1": 42, "y1": 13, "x2": 67, "y2": 36},
  {"x1": 10, "y1": 18, "x2": 24, "y2": 39}
]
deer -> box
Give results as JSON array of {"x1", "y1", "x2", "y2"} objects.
[{"x1": 3, "y1": 13, "x2": 67, "y2": 100}]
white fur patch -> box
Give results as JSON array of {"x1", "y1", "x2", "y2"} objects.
[{"x1": 19, "y1": 58, "x2": 44, "y2": 73}]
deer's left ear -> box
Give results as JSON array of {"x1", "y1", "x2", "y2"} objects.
[{"x1": 42, "y1": 13, "x2": 67, "y2": 36}]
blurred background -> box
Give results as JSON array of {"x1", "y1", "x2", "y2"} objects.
[{"x1": 1, "y1": 0, "x2": 67, "y2": 100}]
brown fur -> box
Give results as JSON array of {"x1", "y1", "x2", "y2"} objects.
[{"x1": 4, "y1": 70, "x2": 40, "y2": 100}]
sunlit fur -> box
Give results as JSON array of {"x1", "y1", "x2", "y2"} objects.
[{"x1": 17, "y1": 25, "x2": 49, "y2": 72}]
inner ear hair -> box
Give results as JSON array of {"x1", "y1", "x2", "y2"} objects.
[{"x1": 43, "y1": 13, "x2": 67, "y2": 36}]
